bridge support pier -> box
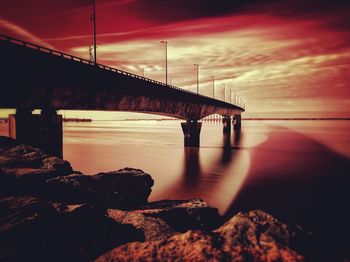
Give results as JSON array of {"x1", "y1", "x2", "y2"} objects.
[
  {"x1": 40, "y1": 109, "x2": 63, "y2": 158},
  {"x1": 9, "y1": 108, "x2": 63, "y2": 158},
  {"x1": 222, "y1": 116, "x2": 231, "y2": 134},
  {"x1": 181, "y1": 120, "x2": 202, "y2": 147},
  {"x1": 9, "y1": 108, "x2": 35, "y2": 147},
  {"x1": 233, "y1": 115, "x2": 241, "y2": 130}
]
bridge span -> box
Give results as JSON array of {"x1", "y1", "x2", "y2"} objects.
[{"x1": 0, "y1": 34, "x2": 244, "y2": 157}]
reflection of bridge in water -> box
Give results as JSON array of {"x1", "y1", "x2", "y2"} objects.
[
  {"x1": 182, "y1": 127, "x2": 242, "y2": 187},
  {"x1": 0, "y1": 34, "x2": 244, "y2": 157},
  {"x1": 155, "y1": 125, "x2": 246, "y2": 211}
]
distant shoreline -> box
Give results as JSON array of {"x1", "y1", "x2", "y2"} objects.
[
  {"x1": 63, "y1": 118, "x2": 92, "y2": 122},
  {"x1": 1, "y1": 117, "x2": 350, "y2": 122},
  {"x1": 242, "y1": 118, "x2": 350, "y2": 121},
  {"x1": 96, "y1": 117, "x2": 350, "y2": 121}
]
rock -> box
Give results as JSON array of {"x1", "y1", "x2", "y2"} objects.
[
  {"x1": 96, "y1": 210, "x2": 305, "y2": 262},
  {"x1": 45, "y1": 168, "x2": 154, "y2": 208},
  {"x1": 93, "y1": 168, "x2": 154, "y2": 208},
  {"x1": 0, "y1": 196, "x2": 144, "y2": 261},
  {"x1": 98, "y1": 230, "x2": 226, "y2": 262},
  {"x1": 0, "y1": 196, "x2": 72, "y2": 261},
  {"x1": 0, "y1": 138, "x2": 153, "y2": 208},
  {"x1": 108, "y1": 199, "x2": 222, "y2": 241},
  {"x1": 108, "y1": 209, "x2": 175, "y2": 241},
  {"x1": 106, "y1": 199, "x2": 221, "y2": 241},
  {"x1": 216, "y1": 210, "x2": 304, "y2": 261},
  {"x1": 0, "y1": 137, "x2": 74, "y2": 195},
  {"x1": 44, "y1": 174, "x2": 108, "y2": 204},
  {"x1": 136, "y1": 199, "x2": 223, "y2": 231},
  {"x1": 58, "y1": 203, "x2": 144, "y2": 260},
  {"x1": 0, "y1": 136, "x2": 19, "y2": 149}
]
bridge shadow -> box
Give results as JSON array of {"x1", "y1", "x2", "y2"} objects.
[{"x1": 224, "y1": 125, "x2": 350, "y2": 259}]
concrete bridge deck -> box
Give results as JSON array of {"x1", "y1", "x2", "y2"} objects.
[
  {"x1": 0, "y1": 34, "x2": 244, "y2": 156},
  {"x1": 0, "y1": 34, "x2": 244, "y2": 120}
]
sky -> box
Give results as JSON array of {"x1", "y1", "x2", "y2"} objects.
[{"x1": 1, "y1": 0, "x2": 350, "y2": 119}]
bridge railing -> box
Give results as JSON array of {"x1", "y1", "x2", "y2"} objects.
[{"x1": 0, "y1": 34, "x2": 245, "y2": 110}]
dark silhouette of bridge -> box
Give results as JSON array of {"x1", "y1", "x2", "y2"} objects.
[{"x1": 0, "y1": 34, "x2": 244, "y2": 157}]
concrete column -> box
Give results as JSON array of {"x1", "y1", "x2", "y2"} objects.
[
  {"x1": 40, "y1": 109, "x2": 63, "y2": 158},
  {"x1": 9, "y1": 108, "x2": 39, "y2": 147},
  {"x1": 222, "y1": 116, "x2": 231, "y2": 134},
  {"x1": 8, "y1": 108, "x2": 63, "y2": 158},
  {"x1": 181, "y1": 120, "x2": 202, "y2": 147},
  {"x1": 233, "y1": 114, "x2": 241, "y2": 130}
]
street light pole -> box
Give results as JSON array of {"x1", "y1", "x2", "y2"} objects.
[
  {"x1": 223, "y1": 83, "x2": 226, "y2": 101},
  {"x1": 142, "y1": 66, "x2": 147, "y2": 77},
  {"x1": 211, "y1": 76, "x2": 215, "y2": 98},
  {"x1": 160, "y1": 41, "x2": 168, "y2": 85},
  {"x1": 92, "y1": 0, "x2": 97, "y2": 64},
  {"x1": 194, "y1": 64, "x2": 199, "y2": 94}
]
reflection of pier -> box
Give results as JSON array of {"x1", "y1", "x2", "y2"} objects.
[
  {"x1": 182, "y1": 147, "x2": 202, "y2": 187},
  {"x1": 222, "y1": 127, "x2": 242, "y2": 164},
  {"x1": 178, "y1": 125, "x2": 242, "y2": 192}
]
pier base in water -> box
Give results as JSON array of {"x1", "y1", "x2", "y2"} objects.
[
  {"x1": 233, "y1": 115, "x2": 241, "y2": 130},
  {"x1": 9, "y1": 108, "x2": 63, "y2": 158},
  {"x1": 222, "y1": 116, "x2": 232, "y2": 134},
  {"x1": 181, "y1": 120, "x2": 202, "y2": 147}
]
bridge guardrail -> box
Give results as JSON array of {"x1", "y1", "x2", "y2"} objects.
[{"x1": 0, "y1": 34, "x2": 245, "y2": 110}]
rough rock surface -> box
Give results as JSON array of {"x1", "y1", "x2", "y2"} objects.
[
  {"x1": 108, "y1": 209, "x2": 175, "y2": 241},
  {"x1": 0, "y1": 196, "x2": 144, "y2": 261},
  {"x1": 0, "y1": 137, "x2": 74, "y2": 195},
  {"x1": 107, "y1": 199, "x2": 222, "y2": 241},
  {"x1": 96, "y1": 210, "x2": 305, "y2": 262},
  {"x1": 45, "y1": 168, "x2": 154, "y2": 208},
  {"x1": 136, "y1": 199, "x2": 222, "y2": 231}
]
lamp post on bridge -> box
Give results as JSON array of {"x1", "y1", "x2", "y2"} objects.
[
  {"x1": 223, "y1": 83, "x2": 226, "y2": 102},
  {"x1": 141, "y1": 66, "x2": 147, "y2": 77},
  {"x1": 194, "y1": 64, "x2": 199, "y2": 94},
  {"x1": 91, "y1": 0, "x2": 97, "y2": 64},
  {"x1": 160, "y1": 41, "x2": 168, "y2": 85},
  {"x1": 211, "y1": 76, "x2": 215, "y2": 98}
]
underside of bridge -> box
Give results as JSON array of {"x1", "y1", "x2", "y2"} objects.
[{"x1": 0, "y1": 35, "x2": 244, "y2": 156}]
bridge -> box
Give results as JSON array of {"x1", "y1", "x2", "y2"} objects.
[{"x1": 0, "y1": 34, "x2": 245, "y2": 157}]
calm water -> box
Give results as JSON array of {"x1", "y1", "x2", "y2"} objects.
[{"x1": 1, "y1": 120, "x2": 350, "y2": 256}]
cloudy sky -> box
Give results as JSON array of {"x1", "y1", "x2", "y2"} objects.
[{"x1": 1, "y1": 0, "x2": 350, "y2": 118}]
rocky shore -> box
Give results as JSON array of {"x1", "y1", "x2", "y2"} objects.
[{"x1": 0, "y1": 136, "x2": 344, "y2": 261}]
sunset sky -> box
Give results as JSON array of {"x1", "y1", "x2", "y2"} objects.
[{"x1": 1, "y1": 0, "x2": 350, "y2": 118}]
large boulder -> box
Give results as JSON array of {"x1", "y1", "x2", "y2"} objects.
[
  {"x1": 135, "y1": 199, "x2": 222, "y2": 231},
  {"x1": 107, "y1": 209, "x2": 175, "y2": 241},
  {"x1": 107, "y1": 199, "x2": 222, "y2": 241},
  {"x1": 0, "y1": 136, "x2": 19, "y2": 149},
  {"x1": 0, "y1": 137, "x2": 74, "y2": 195},
  {"x1": 96, "y1": 210, "x2": 307, "y2": 262},
  {"x1": 0, "y1": 195, "x2": 74, "y2": 261},
  {"x1": 0, "y1": 196, "x2": 144, "y2": 262},
  {"x1": 56, "y1": 203, "x2": 144, "y2": 260},
  {"x1": 45, "y1": 168, "x2": 154, "y2": 208}
]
